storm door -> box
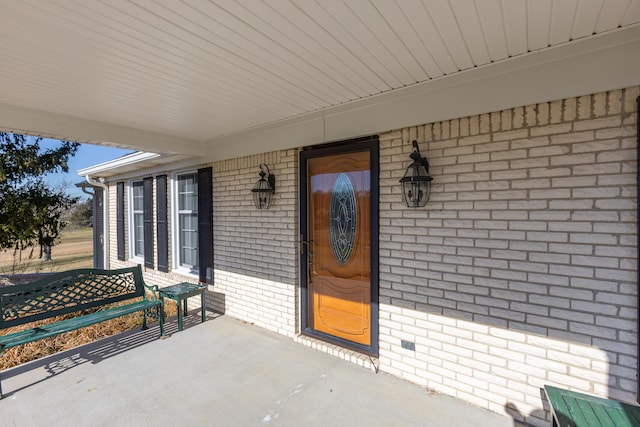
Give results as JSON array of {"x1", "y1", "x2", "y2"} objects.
[{"x1": 300, "y1": 137, "x2": 378, "y2": 355}]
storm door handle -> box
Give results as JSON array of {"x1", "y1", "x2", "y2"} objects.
[{"x1": 299, "y1": 235, "x2": 314, "y2": 255}]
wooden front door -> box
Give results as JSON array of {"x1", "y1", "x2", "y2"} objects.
[{"x1": 301, "y1": 139, "x2": 378, "y2": 354}]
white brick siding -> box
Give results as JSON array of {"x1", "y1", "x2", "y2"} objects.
[
  {"x1": 211, "y1": 150, "x2": 299, "y2": 337},
  {"x1": 379, "y1": 86, "x2": 638, "y2": 426},
  {"x1": 101, "y1": 86, "x2": 638, "y2": 426}
]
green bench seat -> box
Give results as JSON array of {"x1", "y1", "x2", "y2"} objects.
[
  {"x1": 544, "y1": 385, "x2": 640, "y2": 427},
  {"x1": 0, "y1": 265, "x2": 164, "y2": 398}
]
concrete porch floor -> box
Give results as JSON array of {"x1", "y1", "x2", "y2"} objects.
[{"x1": 1, "y1": 314, "x2": 514, "y2": 426}]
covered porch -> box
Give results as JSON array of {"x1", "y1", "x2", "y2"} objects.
[
  {"x1": 1, "y1": 2, "x2": 640, "y2": 425},
  {"x1": 0, "y1": 314, "x2": 513, "y2": 426}
]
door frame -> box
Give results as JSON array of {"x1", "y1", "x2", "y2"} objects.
[{"x1": 299, "y1": 135, "x2": 379, "y2": 356}]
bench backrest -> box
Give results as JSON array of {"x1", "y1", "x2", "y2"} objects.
[{"x1": 0, "y1": 266, "x2": 147, "y2": 329}]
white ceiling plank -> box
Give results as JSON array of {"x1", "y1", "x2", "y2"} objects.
[
  {"x1": 527, "y1": 0, "x2": 553, "y2": 51},
  {"x1": 121, "y1": 0, "x2": 327, "y2": 111},
  {"x1": 160, "y1": 2, "x2": 340, "y2": 105},
  {"x1": 475, "y1": 0, "x2": 509, "y2": 61},
  {"x1": 291, "y1": 0, "x2": 405, "y2": 89},
  {"x1": 1, "y1": 23, "x2": 292, "y2": 129},
  {"x1": 595, "y1": 0, "x2": 633, "y2": 31},
  {"x1": 34, "y1": 0, "x2": 306, "y2": 116},
  {"x1": 340, "y1": 0, "x2": 425, "y2": 84},
  {"x1": 259, "y1": 0, "x2": 390, "y2": 95},
  {"x1": 88, "y1": 0, "x2": 324, "y2": 113},
  {"x1": 502, "y1": 0, "x2": 528, "y2": 56},
  {"x1": 27, "y1": 0, "x2": 318, "y2": 129},
  {"x1": 0, "y1": 21, "x2": 291, "y2": 140},
  {"x1": 0, "y1": 33, "x2": 169, "y2": 119},
  {"x1": 155, "y1": 0, "x2": 352, "y2": 106},
  {"x1": 549, "y1": 0, "x2": 579, "y2": 44},
  {"x1": 572, "y1": 0, "x2": 606, "y2": 39},
  {"x1": 214, "y1": 0, "x2": 373, "y2": 99},
  {"x1": 371, "y1": 0, "x2": 442, "y2": 79},
  {"x1": 423, "y1": 0, "x2": 474, "y2": 70},
  {"x1": 449, "y1": 0, "x2": 492, "y2": 66},
  {"x1": 398, "y1": 1, "x2": 458, "y2": 74},
  {"x1": 621, "y1": 0, "x2": 640, "y2": 26}
]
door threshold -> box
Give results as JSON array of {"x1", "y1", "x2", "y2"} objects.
[{"x1": 295, "y1": 334, "x2": 379, "y2": 373}]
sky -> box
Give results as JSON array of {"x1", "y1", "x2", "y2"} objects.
[{"x1": 39, "y1": 138, "x2": 133, "y2": 200}]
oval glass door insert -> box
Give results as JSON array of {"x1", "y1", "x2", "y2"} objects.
[{"x1": 329, "y1": 173, "x2": 357, "y2": 265}]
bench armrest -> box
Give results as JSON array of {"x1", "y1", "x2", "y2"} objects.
[{"x1": 143, "y1": 284, "x2": 160, "y2": 300}]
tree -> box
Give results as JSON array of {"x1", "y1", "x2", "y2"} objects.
[
  {"x1": 0, "y1": 132, "x2": 80, "y2": 260},
  {"x1": 68, "y1": 199, "x2": 93, "y2": 228}
]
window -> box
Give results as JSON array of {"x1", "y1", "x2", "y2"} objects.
[
  {"x1": 169, "y1": 167, "x2": 212, "y2": 282},
  {"x1": 127, "y1": 178, "x2": 153, "y2": 267},
  {"x1": 129, "y1": 180, "x2": 145, "y2": 259},
  {"x1": 174, "y1": 172, "x2": 199, "y2": 272}
]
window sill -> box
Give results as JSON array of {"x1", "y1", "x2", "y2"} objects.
[{"x1": 173, "y1": 267, "x2": 199, "y2": 280}]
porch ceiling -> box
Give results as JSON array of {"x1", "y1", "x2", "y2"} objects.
[{"x1": 1, "y1": 1, "x2": 639, "y2": 161}]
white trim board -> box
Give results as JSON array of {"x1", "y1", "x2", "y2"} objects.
[{"x1": 205, "y1": 25, "x2": 640, "y2": 161}]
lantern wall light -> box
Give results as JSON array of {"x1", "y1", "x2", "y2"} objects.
[
  {"x1": 251, "y1": 163, "x2": 275, "y2": 209},
  {"x1": 399, "y1": 140, "x2": 433, "y2": 208}
]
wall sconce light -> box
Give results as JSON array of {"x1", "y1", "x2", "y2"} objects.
[
  {"x1": 399, "y1": 140, "x2": 433, "y2": 208},
  {"x1": 251, "y1": 163, "x2": 275, "y2": 209}
]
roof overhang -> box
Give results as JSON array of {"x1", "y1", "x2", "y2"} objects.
[
  {"x1": 77, "y1": 151, "x2": 195, "y2": 179},
  {"x1": 0, "y1": 1, "x2": 638, "y2": 165},
  {"x1": 205, "y1": 25, "x2": 640, "y2": 161}
]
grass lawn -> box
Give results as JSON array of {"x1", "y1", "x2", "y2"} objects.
[{"x1": 0, "y1": 227, "x2": 94, "y2": 274}]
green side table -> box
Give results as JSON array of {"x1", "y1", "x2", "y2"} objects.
[{"x1": 159, "y1": 282, "x2": 207, "y2": 331}]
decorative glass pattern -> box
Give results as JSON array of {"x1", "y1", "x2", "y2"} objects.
[{"x1": 330, "y1": 173, "x2": 357, "y2": 265}]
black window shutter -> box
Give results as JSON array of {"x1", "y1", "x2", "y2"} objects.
[
  {"x1": 143, "y1": 177, "x2": 154, "y2": 269},
  {"x1": 116, "y1": 182, "x2": 125, "y2": 261},
  {"x1": 156, "y1": 175, "x2": 169, "y2": 272},
  {"x1": 197, "y1": 167, "x2": 213, "y2": 284}
]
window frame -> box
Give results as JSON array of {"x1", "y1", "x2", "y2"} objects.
[
  {"x1": 127, "y1": 179, "x2": 145, "y2": 263},
  {"x1": 171, "y1": 170, "x2": 199, "y2": 277}
]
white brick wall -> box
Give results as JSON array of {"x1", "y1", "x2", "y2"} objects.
[
  {"x1": 101, "y1": 86, "x2": 638, "y2": 426},
  {"x1": 379, "y1": 86, "x2": 639, "y2": 426},
  {"x1": 211, "y1": 150, "x2": 299, "y2": 337}
]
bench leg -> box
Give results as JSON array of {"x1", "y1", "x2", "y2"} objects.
[
  {"x1": 141, "y1": 309, "x2": 149, "y2": 330},
  {"x1": 140, "y1": 307, "x2": 164, "y2": 336},
  {"x1": 201, "y1": 291, "x2": 206, "y2": 324},
  {"x1": 177, "y1": 300, "x2": 184, "y2": 331},
  {"x1": 0, "y1": 352, "x2": 3, "y2": 399},
  {"x1": 159, "y1": 306, "x2": 165, "y2": 337}
]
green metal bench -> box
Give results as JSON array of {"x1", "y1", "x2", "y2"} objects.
[
  {"x1": 0, "y1": 265, "x2": 164, "y2": 398},
  {"x1": 544, "y1": 385, "x2": 640, "y2": 426}
]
